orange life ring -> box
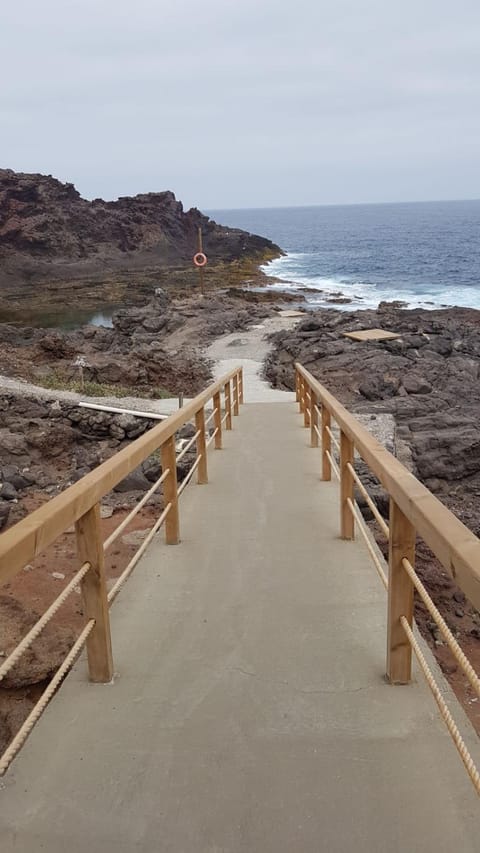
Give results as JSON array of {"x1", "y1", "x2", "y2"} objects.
[{"x1": 193, "y1": 252, "x2": 207, "y2": 267}]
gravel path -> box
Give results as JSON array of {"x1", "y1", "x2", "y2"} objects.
[{"x1": 207, "y1": 312, "x2": 300, "y2": 403}]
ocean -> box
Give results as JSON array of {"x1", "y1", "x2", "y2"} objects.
[{"x1": 208, "y1": 200, "x2": 480, "y2": 311}]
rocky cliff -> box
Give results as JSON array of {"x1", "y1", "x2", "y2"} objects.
[{"x1": 0, "y1": 169, "x2": 281, "y2": 293}]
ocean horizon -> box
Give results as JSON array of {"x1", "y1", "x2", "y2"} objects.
[{"x1": 208, "y1": 200, "x2": 480, "y2": 311}]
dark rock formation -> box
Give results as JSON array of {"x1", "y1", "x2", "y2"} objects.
[
  {"x1": 0, "y1": 287, "x2": 276, "y2": 396},
  {"x1": 0, "y1": 169, "x2": 281, "y2": 292},
  {"x1": 265, "y1": 304, "x2": 480, "y2": 532}
]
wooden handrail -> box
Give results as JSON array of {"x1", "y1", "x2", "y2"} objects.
[
  {"x1": 0, "y1": 367, "x2": 242, "y2": 585},
  {"x1": 296, "y1": 362, "x2": 480, "y2": 611}
]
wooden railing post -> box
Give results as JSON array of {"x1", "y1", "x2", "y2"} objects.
[
  {"x1": 340, "y1": 430, "x2": 355, "y2": 540},
  {"x1": 213, "y1": 390, "x2": 222, "y2": 449},
  {"x1": 160, "y1": 436, "x2": 180, "y2": 544},
  {"x1": 233, "y1": 374, "x2": 240, "y2": 416},
  {"x1": 303, "y1": 385, "x2": 310, "y2": 428},
  {"x1": 299, "y1": 377, "x2": 305, "y2": 413},
  {"x1": 75, "y1": 504, "x2": 113, "y2": 683},
  {"x1": 387, "y1": 500, "x2": 415, "y2": 684},
  {"x1": 195, "y1": 406, "x2": 208, "y2": 484},
  {"x1": 295, "y1": 370, "x2": 300, "y2": 403},
  {"x1": 310, "y1": 393, "x2": 319, "y2": 447},
  {"x1": 239, "y1": 368, "x2": 244, "y2": 404},
  {"x1": 224, "y1": 381, "x2": 232, "y2": 430},
  {"x1": 321, "y1": 406, "x2": 331, "y2": 481}
]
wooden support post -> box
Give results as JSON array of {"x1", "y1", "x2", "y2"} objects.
[
  {"x1": 239, "y1": 369, "x2": 244, "y2": 404},
  {"x1": 303, "y1": 385, "x2": 310, "y2": 428},
  {"x1": 295, "y1": 370, "x2": 300, "y2": 403},
  {"x1": 233, "y1": 374, "x2": 240, "y2": 416},
  {"x1": 224, "y1": 381, "x2": 232, "y2": 430},
  {"x1": 213, "y1": 390, "x2": 222, "y2": 449},
  {"x1": 340, "y1": 431, "x2": 355, "y2": 539},
  {"x1": 160, "y1": 436, "x2": 180, "y2": 544},
  {"x1": 299, "y1": 377, "x2": 305, "y2": 413},
  {"x1": 195, "y1": 406, "x2": 208, "y2": 484},
  {"x1": 387, "y1": 500, "x2": 415, "y2": 684},
  {"x1": 75, "y1": 504, "x2": 113, "y2": 683},
  {"x1": 310, "y1": 393, "x2": 319, "y2": 447},
  {"x1": 321, "y1": 406, "x2": 332, "y2": 481}
]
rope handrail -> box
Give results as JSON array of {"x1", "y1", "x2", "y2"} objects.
[
  {"x1": 297, "y1": 362, "x2": 480, "y2": 797},
  {"x1": 0, "y1": 366, "x2": 244, "y2": 776},
  {"x1": 103, "y1": 468, "x2": 170, "y2": 552},
  {"x1": 401, "y1": 557, "x2": 480, "y2": 699},
  {"x1": 296, "y1": 362, "x2": 480, "y2": 611},
  {"x1": 0, "y1": 367, "x2": 243, "y2": 585},
  {"x1": 0, "y1": 561, "x2": 91, "y2": 682},
  {"x1": 107, "y1": 502, "x2": 173, "y2": 604},
  {"x1": 0, "y1": 619, "x2": 96, "y2": 776},
  {"x1": 325, "y1": 424, "x2": 340, "y2": 453},
  {"x1": 325, "y1": 449, "x2": 340, "y2": 481},
  {"x1": 400, "y1": 616, "x2": 480, "y2": 796},
  {"x1": 177, "y1": 456, "x2": 203, "y2": 497},
  {"x1": 176, "y1": 430, "x2": 201, "y2": 463},
  {"x1": 206, "y1": 427, "x2": 219, "y2": 448},
  {"x1": 346, "y1": 461, "x2": 389, "y2": 538},
  {"x1": 346, "y1": 498, "x2": 388, "y2": 589}
]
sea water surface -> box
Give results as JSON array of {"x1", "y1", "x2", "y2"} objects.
[{"x1": 209, "y1": 200, "x2": 480, "y2": 310}]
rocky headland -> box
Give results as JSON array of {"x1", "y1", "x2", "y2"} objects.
[{"x1": 0, "y1": 168, "x2": 281, "y2": 320}]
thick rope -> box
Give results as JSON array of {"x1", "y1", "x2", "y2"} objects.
[
  {"x1": 400, "y1": 616, "x2": 480, "y2": 797},
  {"x1": 104, "y1": 468, "x2": 170, "y2": 552},
  {"x1": 206, "y1": 427, "x2": 219, "y2": 448},
  {"x1": 0, "y1": 562, "x2": 90, "y2": 682},
  {"x1": 0, "y1": 619, "x2": 95, "y2": 776},
  {"x1": 205, "y1": 407, "x2": 218, "y2": 427},
  {"x1": 107, "y1": 503, "x2": 172, "y2": 604},
  {"x1": 176, "y1": 430, "x2": 201, "y2": 463},
  {"x1": 325, "y1": 424, "x2": 340, "y2": 453},
  {"x1": 346, "y1": 461, "x2": 390, "y2": 538},
  {"x1": 177, "y1": 455, "x2": 202, "y2": 497},
  {"x1": 402, "y1": 558, "x2": 480, "y2": 699},
  {"x1": 347, "y1": 498, "x2": 388, "y2": 589},
  {"x1": 325, "y1": 449, "x2": 340, "y2": 481}
]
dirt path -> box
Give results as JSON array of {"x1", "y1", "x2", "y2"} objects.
[{"x1": 207, "y1": 312, "x2": 301, "y2": 402}]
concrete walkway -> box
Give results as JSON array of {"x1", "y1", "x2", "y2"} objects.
[{"x1": 2, "y1": 403, "x2": 480, "y2": 851}]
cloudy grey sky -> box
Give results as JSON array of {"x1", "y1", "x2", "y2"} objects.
[{"x1": 1, "y1": 0, "x2": 479, "y2": 209}]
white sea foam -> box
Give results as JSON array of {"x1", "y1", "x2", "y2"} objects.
[{"x1": 261, "y1": 255, "x2": 480, "y2": 311}]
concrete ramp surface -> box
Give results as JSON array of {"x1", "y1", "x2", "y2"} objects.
[{"x1": 2, "y1": 403, "x2": 480, "y2": 852}]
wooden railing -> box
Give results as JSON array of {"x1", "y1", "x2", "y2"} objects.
[
  {"x1": 296, "y1": 362, "x2": 480, "y2": 795},
  {"x1": 0, "y1": 366, "x2": 244, "y2": 774}
]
